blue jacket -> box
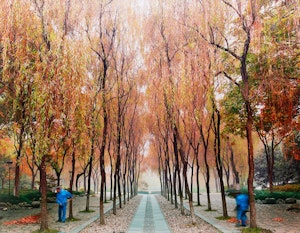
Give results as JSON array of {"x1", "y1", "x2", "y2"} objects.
[
  {"x1": 56, "y1": 189, "x2": 72, "y2": 205},
  {"x1": 236, "y1": 193, "x2": 249, "y2": 211}
]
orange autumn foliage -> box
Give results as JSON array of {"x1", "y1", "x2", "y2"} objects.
[
  {"x1": 3, "y1": 213, "x2": 41, "y2": 225},
  {"x1": 227, "y1": 217, "x2": 239, "y2": 223},
  {"x1": 272, "y1": 218, "x2": 284, "y2": 222}
]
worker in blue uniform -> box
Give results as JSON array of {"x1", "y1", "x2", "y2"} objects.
[
  {"x1": 236, "y1": 192, "x2": 249, "y2": 226},
  {"x1": 56, "y1": 187, "x2": 72, "y2": 223}
]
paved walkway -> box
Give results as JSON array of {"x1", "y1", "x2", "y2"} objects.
[{"x1": 127, "y1": 194, "x2": 171, "y2": 233}]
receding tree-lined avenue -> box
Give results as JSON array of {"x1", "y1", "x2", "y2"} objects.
[{"x1": 0, "y1": 0, "x2": 299, "y2": 232}]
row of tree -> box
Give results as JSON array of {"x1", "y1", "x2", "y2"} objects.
[
  {"x1": 0, "y1": 0, "x2": 299, "y2": 231},
  {"x1": 143, "y1": 0, "x2": 299, "y2": 228},
  {"x1": 0, "y1": 0, "x2": 147, "y2": 231}
]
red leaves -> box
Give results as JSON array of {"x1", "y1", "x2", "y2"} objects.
[
  {"x1": 3, "y1": 213, "x2": 41, "y2": 225},
  {"x1": 272, "y1": 217, "x2": 284, "y2": 222},
  {"x1": 227, "y1": 217, "x2": 239, "y2": 223}
]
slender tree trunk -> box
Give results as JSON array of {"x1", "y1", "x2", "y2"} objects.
[
  {"x1": 228, "y1": 140, "x2": 239, "y2": 188},
  {"x1": 69, "y1": 149, "x2": 76, "y2": 219},
  {"x1": 245, "y1": 102, "x2": 256, "y2": 227},
  {"x1": 118, "y1": 171, "x2": 122, "y2": 208},
  {"x1": 14, "y1": 101, "x2": 26, "y2": 197},
  {"x1": 110, "y1": 170, "x2": 113, "y2": 201},
  {"x1": 196, "y1": 161, "x2": 201, "y2": 206},
  {"x1": 190, "y1": 160, "x2": 194, "y2": 202},
  {"x1": 76, "y1": 172, "x2": 84, "y2": 192},
  {"x1": 168, "y1": 162, "x2": 173, "y2": 204},
  {"x1": 164, "y1": 166, "x2": 169, "y2": 199},
  {"x1": 177, "y1": 134, "x2": 195, "y2": 223},
  {"x1": 99, "y1": 94, "x2": 108, "y2": 224},
  {"x1": 184, "y1": 164, "x2": 195, "y2": 224},
  {"x1": 31, "y1": 169, "x2": 36, "y2": 190},
  {"x1": 173, "y1": 130, "x2": 183, "y2": 214},
  {"x1": 39, "y1": 156, "x2": 48, "y2": 231},
  {"x1": 173, "y1": 169, "x2": 177, "y2": 208},
  {"x1": 213, "y1": 107, "x2": 228, "y2": 217},
  {"x1": 85, "y1": 154, "x2": 93, "y2": 212},
  {"x1": 113, "y1": 167, "x2": 118, "y2": 214}
]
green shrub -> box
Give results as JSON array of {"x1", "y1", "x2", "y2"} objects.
[
  {"x1": 67, "y1": 190, "x2": 85, "y2": 196},
  {"x1": 226, "y1": 188, "x2": 248, "y2": 198},
  {"x1": 0, "y1": 194, "x2": 21, "y2": 204},
  {"x1": 254, "y1": 190, "x2": 300, "y2": 200},
  {"x1": 0, "y1": 190, "x2": 57, "y2": 204}
]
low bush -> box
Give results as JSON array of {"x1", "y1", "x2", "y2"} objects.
[
  {"x1": 254, "y1": 190, "x2": 300, "y2": 200},
  {"x1": 0, "y1": 190, "x2": 57, "y2": 204}
]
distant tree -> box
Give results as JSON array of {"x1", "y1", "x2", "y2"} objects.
[{"x1": 254, "y1": 149, "x2": 300, "y2": 186}]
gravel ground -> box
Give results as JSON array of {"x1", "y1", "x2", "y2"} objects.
[
  {"x1": 81, "y1": 194, "x2": 220, "y2": 233},
  {"x1": 80, "y1": 195, "x2": 142, "y2": 233},
  {"x1": 156, "y1": 195, "x2": 220, "y2": 233}
]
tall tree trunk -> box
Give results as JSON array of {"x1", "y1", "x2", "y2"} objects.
[
  {"x1": 39, "y1": 156, "x2": 48, "y2": 231},
  {"x1": 99, "y1": 91, "x2": 108, "y2": 224},
  {"x1": 245, "y1": 99, "x2": 256, "y2": 227},
  {"x1": 113, "y1": 165, "x2": 118, "y2": 214},
  {"x1": 85, "y1": 153, "x2": 93, "y2": 212},
  {"x1": 228, "y1": 140, "x2": 239, "y2": 188},
  {"x1": 190, "y1": 159, "x2": 194, "y2": 203},
  {"x1": 196, "y1": 160, "x2": 201, "y2": 206},
  {"x1": 69, "y1": 148, "x2": 76, "y2": 219},
  {"x1": 14, "y1": 126, "x2": 25, "y2": 197},
  {"x1": 199, "y1": 123, "x2": 212, "y2": 211},
  {"x1": 168, "y1": 161, "x2": 173, "y2": 204},
  {"x1": 109, "y1": 147, "x2": 113, "y2": 201},
  {"x1": 213, "y1": 107, "x2": 228, "y2": 217},
  {"x1": 173, "y1": 169, "x2": 178, "y2": 208},
  {"x1": 204, "y1": 159, "x2": 211, "y2": 210},
  {"x1": 76, "y1": 172, "x2": 84, "y2": 192},
  {"x1": 172, "y1": 130, "x2": 183, "y2": 214},
  {"x1": 177, "y1": 133, "x2": 196, "y2": 223}
]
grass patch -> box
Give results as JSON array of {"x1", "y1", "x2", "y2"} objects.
[
  {"x1": 205, "y1": 209, "x2": 216, "y2": 211},
  {"x1": 241, "y1": 227, "x2": 272, "y2": 233},
  {"x1": 79, "y1": 210, "x2": 95, "y2": 213},
  {"x1": 67, "y1": 217, "x2": 80, "y2": 222},
  {"x1": 216, "y1": 216, "x2": 232, "y2": 220},
  {"x1": 32, "y1": 229, "x2": 59, "y2": 233}
]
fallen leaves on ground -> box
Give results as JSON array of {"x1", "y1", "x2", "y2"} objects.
[
  {"x1": 227, "y1": 217, "x2": 239, "y2": 223},
  {"x1": 272, "y1": 217, "x2": 284, "y2": 222},
  {"x1": 3, "y1": 213, "x2": 41, "y2": 225}
]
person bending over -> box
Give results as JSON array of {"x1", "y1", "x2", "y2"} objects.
[
  {"x1": 56, "y1": 187, "x2": 72, "y2": 223},
  {"x1": 236, "y1": 191, "x2": 249, "y2": 227}
]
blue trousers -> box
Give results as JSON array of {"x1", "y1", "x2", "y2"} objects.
[
  {"x1": 58, "y1": 202, "x2": 67, "y2": 222},
  {"x1": 237, "y1": 208, "x2": 247, "y2": 226}
]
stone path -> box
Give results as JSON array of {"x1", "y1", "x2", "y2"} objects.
[{"x1": 127, "y1": 194, "x2": 171, "y2": 233}]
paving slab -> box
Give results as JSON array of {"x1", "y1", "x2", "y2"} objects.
[{"x1": 127, "y1": 194, "x2": 171, "y2": 233}]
